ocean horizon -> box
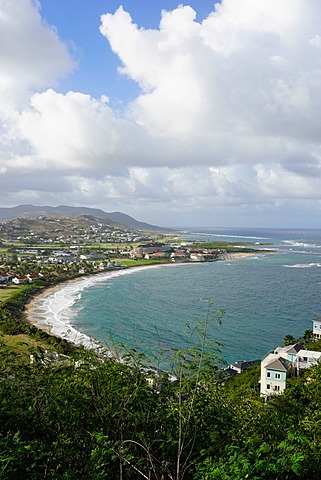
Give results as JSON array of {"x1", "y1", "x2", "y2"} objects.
[{"x1": 28, "y1": 227, "x2": 321, "y2": 366}]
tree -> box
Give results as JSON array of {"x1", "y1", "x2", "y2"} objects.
[
  {"x1": 284, "y1": 334, "x2": 296, "y2": 346},
  {"x1": 102, "y1": 301, "x2": 225, "y2": 480}
]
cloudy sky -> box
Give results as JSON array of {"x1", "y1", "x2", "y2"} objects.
[{"x1": 1, "y1": 0, "x2": 321, "y2": 228}]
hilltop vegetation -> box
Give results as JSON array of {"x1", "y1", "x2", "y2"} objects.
[
  {"x1": 1, "y1": 288, "x2": 321, "y2": 479},
  {"x1": 0, "y1": 204, "x2": 167, "y2": 231},
  {"x1": 0, "y1": 214, "x2": 150, "y2": 245}
]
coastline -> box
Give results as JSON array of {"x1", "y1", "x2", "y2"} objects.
[
  {"x1": 24, "y1": 276, "x2": 102, "y2": 350},
  {"x1": 218, "y1": 252, "x2": 261, "y2": 261},
  {"x1": 24, "y1": 252, "x2": 262, "y2": 350},
  {"x1": 24, "y1": 263, "x2": 178, "y2": 349}
]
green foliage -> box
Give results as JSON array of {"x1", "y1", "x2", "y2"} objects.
[
  {"x1": 284, "y1": 333, "x2": 296, "y2": 346},
  {"x1": 303, "y1": 337, "x2": 321, "y2": 351},
  {"x1": 2, "y1": 302, "x2": 321, "y2": 479},
  {"x1": 282, "y1": 329, "x2": 315, "y2": 348},
  {"x1": 224, "y1": 363, "x2": 260, "y2": 396}
]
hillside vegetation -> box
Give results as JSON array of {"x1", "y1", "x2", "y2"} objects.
[{"x1": 1, "y1": 291, "x2": 321, "y2": 479}]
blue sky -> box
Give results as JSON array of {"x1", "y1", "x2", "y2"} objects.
[
  {"x1": 39, "y1": 1, "x2": 216, "y2": 103},
  {"x1": 1, "y1": 0, "x2": 321, "y2": 228}
]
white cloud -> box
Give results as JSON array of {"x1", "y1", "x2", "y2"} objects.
[
  {"x1": 1, "y1": 0, "x2": 321, "y2": 226},
  {"x1": 18, "y1": 89, "x2": 123, "y2": 170},
  {"x1": 0, "y1": 0, "x2": 74, "y2": 101},
  {"x1": 255, "y1": 163, "x2": 321, "y2": 198},
  {"x1": 100, "y1": 0, "x2": 321, "y2": 154}
]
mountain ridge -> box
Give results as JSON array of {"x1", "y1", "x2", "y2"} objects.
[{"x1": 0, "y1": 205, "x2": 168, "y2": 231}]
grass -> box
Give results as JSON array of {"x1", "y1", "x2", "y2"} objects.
[
  {"x1": 0, "y1": 284, "x2": 23, "y2": 302},
  {"x1": 0, "y1": 333, "x2": 50, "y2": 362},
  {"x1": 114, "y1": 258, "x2": 170, "y2": 267}
]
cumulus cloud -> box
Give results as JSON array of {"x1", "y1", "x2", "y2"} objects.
[
  {"x1": 1, "y1": 0, "x2": 321, "y2": 226},
  {"x1": 0, "y1": 0, "x2": 75, "y2": 177},
  {"x1": 18, "y1": 90, "x2": 122, "y2": 170},
  {"x1": 100, "y1": 1, "x2": 321, "y2": 148},
  {"x1": 0, "y1": 0, "x2": 74, "y2": 100}
]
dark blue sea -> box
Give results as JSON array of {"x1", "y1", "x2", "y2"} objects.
[{"x1": 43, "y1": 228, "x2": 321, "y2": 365}]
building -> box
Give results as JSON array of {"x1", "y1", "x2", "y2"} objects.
[
  {"x1": 217, "y1": 359, "x2": 260, "y2": 382},
  {"x1": 189, "y1": 253, "x2": 205, "y2": 262},
  {"x1": 260, "y1": 342, "x2": 321, "y2": 397},
  {"x1": 295, "y1": 349, "x2": 321, "y2": 369},
  {"x1": 274, "y1": 343, "x2": 303, "y2": 362},
  {"x1": 260, "y1": 353, "x2": 293, "y2": 396},
  {"x1": 312, "y1": 317, "x2": 321, "y2": 339},
  {"x1": 131, "y1": 243, "x2": 168, "y2": 255}
]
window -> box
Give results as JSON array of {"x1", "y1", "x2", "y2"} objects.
[
  {"x1": 267, "y1": 384, "x2": 271, "y2": 390},
  {"x1": 275, "y1": 373, "x2": 281, "y2": 379},
  {"x1": 274, "y1": 385, "x2": 280, "y2": 391},
  {"x1": 267, "y1": 372, "x2": 271, "y2": 378}
]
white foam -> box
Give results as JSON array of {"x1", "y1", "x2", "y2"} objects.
[
  {"x1": 282, "y1": 263, "x2": 321, "y2": 268},
  {"x1": 186, "y1": 232, "x2": 269, "y2": 240},
  {"x1": 27, "y1": 265, "x2": 174, "y2": 350},
  {"x1": 283, "y1": 240, "x2": 321, "y2": 249}
]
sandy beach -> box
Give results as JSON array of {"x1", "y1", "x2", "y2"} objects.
[
  {"x1": 24, "y1": 265, "x2": 161, "y2": 349},
  {"x1": 218, "y1": 251, "x2": 264, "y2": 261},
  {"x1": 24, "y1": 253, "x2": 265, "y2": 349},
  {"x1": 24, "y1": 277, "x2": 85, "y2": 327}
]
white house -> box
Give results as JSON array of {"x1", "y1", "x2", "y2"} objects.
[
  {"x1": 12, "y1": 275, "x2": 29, "y2": 285},
  {"x1": 260, "y1": 343, "x2": 321, "y2": 397},
  {"x1": 260, "y1": 353, "x2": 293, "y2": 397},
  {"x1": 295, "y1": 349, "x2": 321, "y2": 370},
  {"x1": 312, "y1": 317, "x2": 321, "y2": 339}
]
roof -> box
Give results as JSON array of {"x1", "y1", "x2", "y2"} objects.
[
  {"x1": 216, "y1": 367, "x2": 239, "y2": 380},
  {"x1": 285, "y1": 344, "x2": 304, "y2": 354},
  {"x1": 275, "y1": 343, "x2": 303, "y2": 355},
  {"x1": 297, "y1": 349, "x2": 321, "y2": 360},
  {"x1": 265, "y1": 356, "x2": 291, "y2": 372},
  {"x1": 222, "y1": 367, "x2": 239, "y2": 377},
  {"x1": 232, "y1": 359, "x2": 260, "y2": 371}
]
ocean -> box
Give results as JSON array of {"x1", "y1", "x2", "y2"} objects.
[{"x1": 30, "y1": 228, "x2": 321, "y2": 365}]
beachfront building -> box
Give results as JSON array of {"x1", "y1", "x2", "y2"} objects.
[
  {"x1": 170, "y1": 252, "x2": 187, "y2": 262},
  {"x1": 312, "y1": 317, "x2": 321, "y2": 339},
  {"x1": 190, "y1": 252, "x2": 205, "y2": 262}
]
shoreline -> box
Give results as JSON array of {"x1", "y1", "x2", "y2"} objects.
[
  {"x1": 24, "y1": 252, "x2": 263, "y2": 349},
  {"x1": 24, "y1": 263, "x2": 181, "y2": 349}
]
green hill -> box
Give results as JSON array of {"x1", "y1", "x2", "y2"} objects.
[{"x1": 1, "y1": 293, "x2": 321, "y2": 479}]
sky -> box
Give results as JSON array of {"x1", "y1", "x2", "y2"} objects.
[{"x1": 1, "y1": 0, "x2": 321, "y2": 228}]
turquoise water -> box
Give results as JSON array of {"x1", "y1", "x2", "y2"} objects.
[{"x1": 71, "y1": 228, "x2": 321, "y2": 364}]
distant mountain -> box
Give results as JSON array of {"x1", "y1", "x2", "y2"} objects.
[{"x1": 0, "y1": 205, "x2": 168, "y2": 231}]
